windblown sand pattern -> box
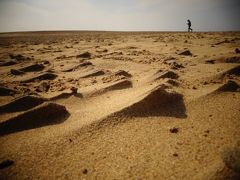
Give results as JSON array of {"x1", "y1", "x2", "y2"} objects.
[{"x1": 0, "y1": 31, "x2": 239, "y2": 179}]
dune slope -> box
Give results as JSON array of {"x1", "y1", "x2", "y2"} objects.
[{"x1": 0, "y1": 31, "x2": 240, "y2": 179}]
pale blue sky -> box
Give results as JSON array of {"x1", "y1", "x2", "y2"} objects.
[{"x1": 0, "y1": 0, "x2": 239, "y2": 32}]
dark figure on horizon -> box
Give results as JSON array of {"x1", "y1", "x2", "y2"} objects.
[{"x1": 187, "y1": 19, "x2": 193, "y2": 32}]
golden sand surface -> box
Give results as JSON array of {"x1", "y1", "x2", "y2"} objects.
[{"x1": 0, "y1": 31, "x2": 240, "y2": 179}]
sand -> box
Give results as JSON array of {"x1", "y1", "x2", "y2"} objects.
[{"x1": 0, "y1": 31, "x2": 240, "y2": 179}]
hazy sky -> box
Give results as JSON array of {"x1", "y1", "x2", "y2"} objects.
[{"x1": 0, "y1": 0, "x2": 240, "y2": 32}]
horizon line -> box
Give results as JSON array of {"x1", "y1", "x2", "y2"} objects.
[{"x1": 1, "y1": 29, "x2": 240, "y2": 34}]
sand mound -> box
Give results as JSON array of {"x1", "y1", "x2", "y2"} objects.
[
  {"x1": 206, "y1": 147, "x2": 240, "y2": 180},
  {"x1": 179, "y1": 50, "x2": 192, "y2": 56},
  {"x1": 79, "y1": 61, "x2": 93, "y2": 67},
  {"x1": 62, "y1": 62, "x2": 93, "y2": 72},
  {"x1": 215, "y1": 81, "x2": 240, "y2": 92},
  {"x1": 105, "y1": 79, "x2": 132, "y2": 90},
  {"x1": 10, "y1": 69, "x2": 25, "y2": 75},
  {"x1": 225, "y1": 56, "x2": 240, "y2": 63},
  {"x1": 205, "y1": 60, "x2": 216, "y2": 64},
  {"x1": 0, "y1": 60, "x2": 17, "y2": 66},
  {"x1": 0, "y1": 102, "x2": 69, "y2": 136},
  {"x1": 223, "y1": 66, "x2": 240, "y2": 77},
  {"x1": 101, "y1": 70, "x2": 131, "y2": 84},
  {"x1": 205, "y1": 65, "x2": 240, "y2": 83},
  {"x1": 202, "y1": 164, "x2": 240, "y2": 180},
  {"x1": 166, "y1": 79, "x2": 180, "y2": 87},
  {"x1": 76, "y1": 52, "x2": 91, "y2": 59},
  {"x1": 206, "y1": 56, "x2": 240, "y2": 64},
  {"x1": 81, "y1": 70, "x2": 105, "y2": 78},
  {"x1": 9, "y1": 54, "x2": 30, "y2": 61},
  {"x1": 49, "y1": 92, "x2": 82, "y2": 101},
  {"x1": 222, "y1": 148, "x2": 240, "y2": 174},
  {"x1": 0, "y1": 87, "x2": 17, "y2": 96},
  {"x1": 78, "y1": 85, "x2": 186, "y2": 133},
  {"x1": 170, "y1": 62, "x2": 184, "y2": 70},
  {"x1": 94, "y1": 80, "x2": 132, "y2": 96},
  {"x1": 19, "y1": 63, "x2": 44, "y2": 72},
  {"x1": 114, "y1": 70, "x2": 132, "y2": 77},
  {"x1": 0, "y1": 95, "x2": 46, "y2": 113},
  {"x1": 49, "y1": 93, "x2": 73, "y2": 100},
  {"x1": 214, "y1": 39, "x2": 231, "y2": 45},
  {"x1": 21, "y1": 73, "x2": 57, "y2": 83},
  {"x1": 155, "y1": 70, "x2": 179, "y2": 80},
  {"x1": 107, "y1": 85, "x2": 186, "y2": 119}
]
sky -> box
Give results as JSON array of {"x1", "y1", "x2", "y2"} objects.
[{"x1": 0, "y1": 0, "x2": 240, "y2": 32}]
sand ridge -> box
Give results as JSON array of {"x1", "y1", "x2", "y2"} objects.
[{"x1": 0, "y1": 31, "x2": 240, "y2": 179}]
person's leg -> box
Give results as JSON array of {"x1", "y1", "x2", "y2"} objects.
[{"x1": 189, "y1": 26, "x2": 192, "y2": 32}]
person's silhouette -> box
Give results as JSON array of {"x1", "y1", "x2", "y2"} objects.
[{"x1": 187, "y1": 19, "x2": 193, "y2": 32}]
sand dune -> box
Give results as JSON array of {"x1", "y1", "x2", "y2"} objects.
[
  {"x1": 20, "y1": 72, "x2": 58, "y2": 83},
  {"x1": 80, "y1": 69, "x2": 105, "y2": 78},
  {"x1": 90, "y1": 79, "x2": 133, "y2": 96},
  {"x1": 19, "y1": 63, "x2": 45, "y2": 72},
  {"x1": 223, "y1": 65, "x2": 240, "y2": 77},
  {"x1": 0, "y1": 60, "x2": 17, "y2": 67},
  {"x1": 0, "y1": 31, "x2": 239, "y2": 179},
  {"x1": 154, "y1": 70, "x2": 179, "y2": 80},
  {"x1": 0, "y1": 102, "x2": 69, "y2": 136},
  {"x1": 0, "y1": 95, "x2": 46, "y2": 113},
  {"x1": 48, "y1": 91, "x2": 83, "y2": 100},
  {"x1": 0, "y1": 87, "x2": 17, "y2": 96},
  {"x1": 61, "y1": 61, "x2": 93, "y2": 72},
  {"x1": 215, "y1": 80, "x2": 240, "y2": 92},
  {"x1": 104, "y1": 85, "x2": 186, "y2": 119}
]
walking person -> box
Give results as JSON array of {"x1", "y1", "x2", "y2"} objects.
[{"x1": 187, "y1": 19, "x2": 193, "y2": 32}]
